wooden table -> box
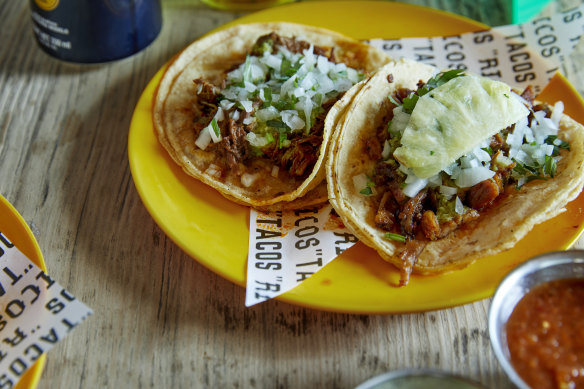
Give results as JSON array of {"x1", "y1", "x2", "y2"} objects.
[{"x1": 1, "y1": 0, "x2": 582, "y2": 387}]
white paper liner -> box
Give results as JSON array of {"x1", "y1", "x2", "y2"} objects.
[{"x1": 0, "y1": 232, "x2": 92, "y2": 384}]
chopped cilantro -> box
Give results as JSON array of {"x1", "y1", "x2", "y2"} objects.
[
  {"x1": 273, "y1": 100, "x2": 295, "y2": 111},
  {"x1": 401, "y1": 69, "x2": 465, "y2": 114},
  {"x1": 210, "y1": 118, "x2": 221, "y2": 138},
  {"x1": 360, "y1": 187, "x2": 373, "y2": 195},
  {"x1": 384, "y1": 232, "x2": 406, "y2": 243},
  {"x1": 359, "y1": 176, "x2": 376, "y2": 196},
  {"x1": 544, "y1": 135, "x2": 570, "y2": 156},
  {"x1": 388, "y1": 94, "x2": 402, "y2": 107},
  {"x1": 278, "y1": 130, "x2": 288, "y2": 149},
  {"x1": 261, "y1": 87, "x2": 273, "y2": 107},
  {"x1": 280, "y1": 58, "x2": 300, "y2": 77},
  {"x1": 267, "y1": 119, "x2": 287, "y2": 129},
  {"x1": 242, "y1": 55, "x2": 253, "y2": 83},
  {"x1": 543, "y1": 155, "x2": 557, "y2": 177}
]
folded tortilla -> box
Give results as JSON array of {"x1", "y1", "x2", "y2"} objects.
[
  {"x1": 327, "y1": 59, "x2": 584, "y2": 277},
  {"x1": 153, "y1": 22, "x2": 390, "y2": 209}
]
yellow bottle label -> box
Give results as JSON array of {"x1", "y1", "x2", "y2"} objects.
[{"x1": 34, "y1": 0, "x2": 59, "y2": 11}]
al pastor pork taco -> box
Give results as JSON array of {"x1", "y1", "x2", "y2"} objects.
[
  {"x1": 327, "y1": 59, "x2": 584, "y2": 285},
  {"x1": 153, "y1": 22, "x2": 391, "y2": 209}
]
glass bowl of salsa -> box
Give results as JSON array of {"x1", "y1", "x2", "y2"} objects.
[{"x1": 488, "y1": 250, "x2": 584, "y2": 389}]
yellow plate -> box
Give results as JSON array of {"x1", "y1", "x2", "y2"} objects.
[
  {"x1": 0, "y1": 195, "x2": 47, "y2": 388},
  {"x1": 128, "y1": 1, "x2": 584, "y2": 313}
]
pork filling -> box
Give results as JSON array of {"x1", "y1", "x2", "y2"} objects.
[{"x1": 359, "y1": 72, "x2": 569, "y2": 285}]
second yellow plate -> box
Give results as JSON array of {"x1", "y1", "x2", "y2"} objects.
[
  {"x1": 128, "y1": 1, "x2": 584, "y2": 313},
  {"x1": 0, "y1": 195, "x2": 47, "y2": 388}
]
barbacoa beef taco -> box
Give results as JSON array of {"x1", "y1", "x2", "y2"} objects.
[
  {"x1": 327, "y1": 59, "x2": 584, "y2": 285},
  {"x1": 153, "y1": 22, "x2": 391, "y2": 209}
]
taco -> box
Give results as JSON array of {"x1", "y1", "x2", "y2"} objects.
[
  {"x1": 327, "y1": 59, "x2": 584, "y2": 285},
  {"x1": 153, "y1": 22, "x2": 391, "y2": 209}
]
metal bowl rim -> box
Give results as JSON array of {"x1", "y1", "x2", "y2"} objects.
[
  {"x1": 354, "y1": 368, "x2": 486, "y2": 389},
  {"x1": 488, "y1": 250, "x2": 584, "y2": 389}
]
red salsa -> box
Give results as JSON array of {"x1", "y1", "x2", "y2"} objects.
[{"x1": 506, "y1": 279, "x2": 584, "y2": 388}]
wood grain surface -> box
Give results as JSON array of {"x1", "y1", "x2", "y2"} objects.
[{"x1": 1, "y1": 0, "x2": 582, "y2": 387}]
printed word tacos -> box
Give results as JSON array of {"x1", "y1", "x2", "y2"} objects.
[
  {"x1": 153, "y1": 22, "x2": 391, "y2": 209},
  {"x1": 327, "y1": 59, "x2": 584, "y2": 285}
]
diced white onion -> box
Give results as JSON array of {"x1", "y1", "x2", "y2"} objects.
[
  {"x1": 244, "y1": 81, "x2": 257, "y2": 93},
  {"x1": 214, "y1": 107, "x2": 225, "y2": 122},
  {"x1": 551, "y1": 101, "x2": 564, "y2": 126},
  {"x1": 256, "y1": 106, "x2": 279, "y2": 122},
  {"x1": 219, "y1": 100, "x2": 235, "y2": 111},
  {"x1": 281, "y1": 110, "x2": 305, "y2": 131},
  {"x1": 381, "y1": 140, "x2": 391, "y2": 160},
  {"x1": 271, "y1": 165, "x2": 279, "y2": 178},
  {"x1": 403, "y1": 176, "x2": 428, "y2": 198},
  {"x1": 427, "y1": 174, "x2": 442, "y2": 187},
  {"x1": 440, "y1": 185, "x2": 458, "y2": 197},
  {"x1": 204, "y1": 164, "x2": 221, "y2": 178},
  {"x1": 245, "y1": 132, "x2": 269, "y2": 147},
  {"x1": 250, "y1": 64, "x2": 266, "y2": 81},
  {"x1": 316, "y1": 73, "x2": 335, "y2": 94},
  {"x1": 262, "y1": 53, "x2": 282, "y2": 70},
  {"x1": 195, "y1": 127, "x2": 212, "y2": 150},
  {"x1": 317, "y1": 55, "x2": 331, "y2": 74},
  {"x1": 455, "y1": 196, "x2": 464, "y2": 214},
  {"x1": 208, "y1": 122, "x2": 221, "y2": 143},
  {"x1": 300, "y1": 72, "x2": 316, "y2": 90},
  {"x1": 352, "y1": 173, "x2": 369, "y2": 193},
  {"x1": 240, "y1": 100, "x2": 253, "y2": 113},
  {"x1": 334, "y1": 78, "x2": 353, "y2": 92},
  {"x1": 390, "y1": 106, "x2": 411, "y2": 135},
  {"x1": 241, "y1": 173, "x2": 259, "y2": 188},
  {"x1": 293, "y1": 87, "x2": 306, "y2": 98},
  {"x1": 472, "y1": 147, "x2": 492, "y2": 163},
  {"x1": 303, "y1": 98, "x2": 313, "y2": 130},
  {"x1": 494, "y1": 152, "x2": 513, "y2": 168},
  {"x1": 334, "y1": 63, "x2": 347, "y2": 72},
  {"x1": 454, "y1": 166, "x2": 495, "y2": 188}
]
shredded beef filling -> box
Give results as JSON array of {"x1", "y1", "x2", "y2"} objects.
[{"x1": 190, "y1": 33, "x2": 343, "y2": 182}]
